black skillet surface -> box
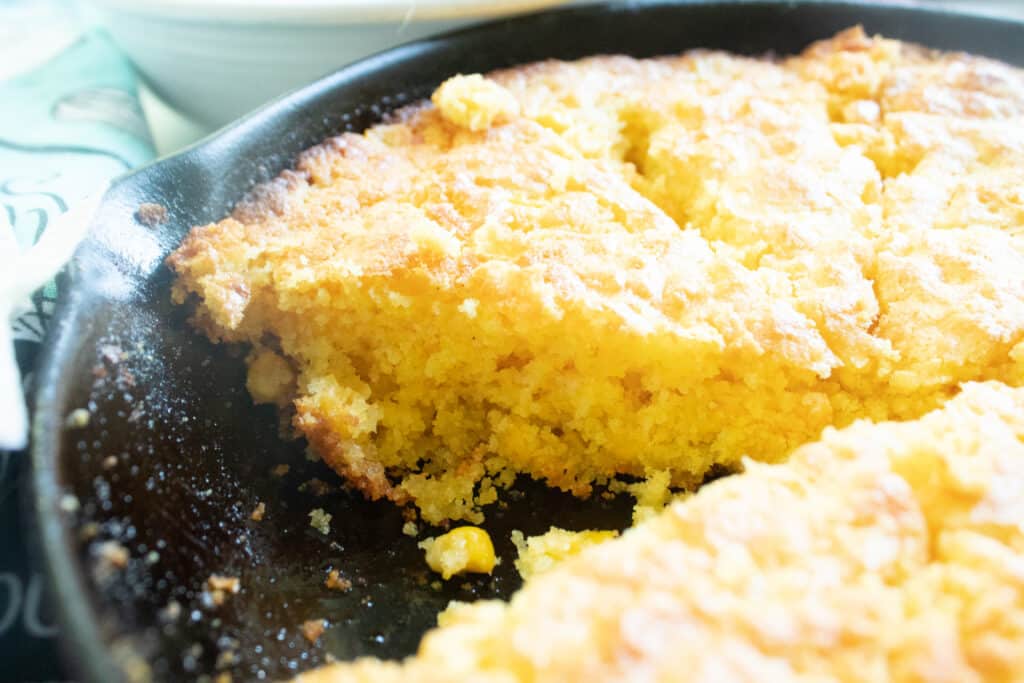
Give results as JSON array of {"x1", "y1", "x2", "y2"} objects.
[{"x1": 28, "y1": 2, "x2": 1024, "y2": 681}]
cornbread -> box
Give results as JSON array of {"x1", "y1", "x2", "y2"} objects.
[
  {"x1": 169, "y1": 28, "x2": 1024, "y2": 524},
  {"x1": 205, "y1": 574, "x2": 241, "y2": 607},
  {"x1": 297, "y1": 381, "x2": 1024, "y2": 682},
  {"x1": 510, "y1": 527, "x2": 618, "y2": 580}
]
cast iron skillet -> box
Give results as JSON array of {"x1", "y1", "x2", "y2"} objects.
[{"x1": 28, "y1": 1, "x2": 1024, "y2": 681}]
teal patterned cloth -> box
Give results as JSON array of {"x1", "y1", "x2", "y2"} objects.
[
  {"x1": 0, "y1": 21, "x2": 154, "y2": 680},
  {"x1": 4, "y1": 28, "x2": 153, "y2": 351}
]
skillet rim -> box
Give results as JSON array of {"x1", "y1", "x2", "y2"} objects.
[{"x1": 27, "y1": 1, "x2": 1024, "y2": 681}]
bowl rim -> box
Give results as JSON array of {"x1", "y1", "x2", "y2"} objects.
[{"x1": 88, "y1": 0, "x2": 573, "y2": 23}]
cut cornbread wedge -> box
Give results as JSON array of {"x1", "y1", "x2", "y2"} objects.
[
  {"x1": 168, "y1": 28, "x2": 1024, "y2": 522},
  {"x1": 295, "y1": 381, "x2": 1024, "y2": 682}
]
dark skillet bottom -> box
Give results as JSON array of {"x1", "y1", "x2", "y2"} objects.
[
  {"x1": 29, "y1": 2, "x2": 1024, "y2": 681},
  {"x1": 46, "y1": 301, "x2": 633, "y2": 679}
]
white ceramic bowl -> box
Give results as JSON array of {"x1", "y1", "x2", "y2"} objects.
[{"x1": 89, "y1": 0, "x2": 571, "y2": 127}]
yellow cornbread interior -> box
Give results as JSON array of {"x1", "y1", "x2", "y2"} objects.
[
  {"x1": 296, "y1": 381, "x2": 1024, "y2": 683},
  {"x1": 168, "y1": 28, "x2": 1024, "y2": 523}
]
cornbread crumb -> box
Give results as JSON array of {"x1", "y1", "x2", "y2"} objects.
[
  {"x1": 65, "y1": 408, "x2": 90, "y2": 429},
  {"x1": 324, "y1": 569, "x2": 352, "y2": 592},
  {"x1": 420, "y1": 527, "x2": 497, "y2": 580},
  {"x1": 271, "y1": 464, "x2": 290, "y2": 477},
  {"x1": 207, "y1": 575, "x2": 240, "y2": 591},
  {"x1": 301, "y1": 619, "x2": 326, "y2": 644},
  {"x1": 401, "y1": 521, "x2": 419, "y2": 537},
  {"x1": 510, "y1": 528, "x2": 618, "y2": 580},
  {"x1": 607, "y1": 473, "x2": 677, "y2": 523},
  {"x1": 135, "y1": 202, "x2": 168, "y2": 227},
  {"x1": 309, "y1": 508, "x2": 332, "y2": 535},
  {"x1": 627, "y1": 470, "x2": 676, "y2": 524},
  {"x1": 78, "y1": 521, "x2": 100, "y2": 541},
  {"x1": 296, "y1": 381, "x2": 1024, "y2": 683},
  {"x1": 250, "y1": 501, "x2": 266, "y2": 521},
  {"x1": 432, "y1": 74, "x2": 520, "y2": 131},
  {"x1": 95, "y1": 540, "x2": 129, "y2": 570},
  {"x1": 215, "y1": 650, "x2": 239, "y2": 670},
  {"x1": 206, "y1": 575, "x2": 240, "y2": 606}
]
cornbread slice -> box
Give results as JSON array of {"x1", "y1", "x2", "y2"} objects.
[
  {"x1": 168, "y1": 28, "x2": 1024, "y2": 522},
  {"x1": 296, "y1": 381, "x2": 1024, "y2": 683}
]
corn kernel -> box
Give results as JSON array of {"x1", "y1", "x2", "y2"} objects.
[{"x1": 420, "y1": 526, "x2": 497, "y2": 580}]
